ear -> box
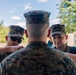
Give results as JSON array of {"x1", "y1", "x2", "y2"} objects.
[
  {"x1": 5, "y1": 35, "x2": 8, "y2": 41},
  {"x1": 66, "y1": 35, "x2": 68, "y2": 40},
  {"x1": 25, "y1": 29, "x2": 28, "y2": 38},
  {"x1": 47, "y1": 28, "x2": 51, "y2": 37}
]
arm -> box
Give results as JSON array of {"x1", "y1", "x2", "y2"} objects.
[
  {"x1": 0, "y1": 46, "x2": 24, "y2": 54},
  {"x1": 65, "y1": 52, "x2": 76, "y2": 63},
  {"x1": 0, "y1": 47, "x2": 9, "y2": 54}
]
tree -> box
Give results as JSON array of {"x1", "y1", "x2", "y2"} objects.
[
  {"x1": 0, "y1": 20, "x2": 3, "y2": 26},
  {"x1": 0, "y1": 20, "x2": 4, "y2": 31},
  {"x1": 58, "y1": 0, "x2": 76, "y2": 33},
  {"x1": 0, "y1": 20, "x2": 8, "y2": 42}
]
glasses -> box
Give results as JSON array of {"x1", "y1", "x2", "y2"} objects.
[{"x1": 10, "y1": 36, "x2": 22, "y2": 43}]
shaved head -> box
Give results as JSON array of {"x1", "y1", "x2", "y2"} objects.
[{"x1": 26, "y1": 23, "x2": 49, "y2": 39}]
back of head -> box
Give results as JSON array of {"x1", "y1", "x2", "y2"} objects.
[
  {"x1": 24, "y1": 10, "x2": 50, "y2": 24},
  {"x1": 24, "y1": 10, "x2": 50, "y2": 39},
  {"x1": 0, "y1": 21, "x2": 75, "y2": 75}
]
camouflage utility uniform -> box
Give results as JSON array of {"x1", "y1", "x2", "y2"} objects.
[
  {"x1": 0, "y1": 52, "x2": 11, "y2": 62},
  {"x1": 0, "y1": 25, "x2": 24, "y2": 62},
  {"x1": 51, "y1": 24, "x2": 76, "y2": 54},
  {"x1": 0, "y1": 41, "x2": 75, "y2": 75},
  {"x1": 54, "y1": 45, "x2": 76, "y2": 54}
]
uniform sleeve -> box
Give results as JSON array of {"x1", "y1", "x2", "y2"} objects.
[
  {"x1": 0, "y1": 52, "x2": 11, "y2": 62},
  {"x1": 0, "y1": 53, "x2": 15, "y2": 75},
  {"x1": 0, "y1": 59, "x2": 15, "y2": 75},
  {"x1": 0, "y1": 62, "x2": 6, "y2": 75},
  {"x1": 0, "y1": 63, "x2": 2, "y2": 75},
  {"x1": 56, "y1": 50, "x2": 76, "y2": 75}
]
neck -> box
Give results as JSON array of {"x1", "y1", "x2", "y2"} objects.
[
  {"x1": 57, "y1": 44, "x2": 67, "y2": 52},
  {"x1": 28, "y1": 37, "x2": 47, "y2": 44}
]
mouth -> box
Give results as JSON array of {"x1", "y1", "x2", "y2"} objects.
[{"x1": 13, "y1": 44, "x2": 18, "y2": 46}]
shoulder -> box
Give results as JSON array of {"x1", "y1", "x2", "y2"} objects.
[
  {"x1": 0, "y1": 46, "x2": 76, "y2": 75},
  {"x1": 1, "y1": 47, "x2": 27, "y2": 64},
  {"x1": 68, "y1": 46, "x2": 76, "y2": 54}
]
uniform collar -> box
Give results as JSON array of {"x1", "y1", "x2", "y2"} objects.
[
  {"x1": 27, "y1": 41, "x2": 48, "y2": 47},
  {"x1": 54, "y1": 44, "x2": 70, "y2": 52}
]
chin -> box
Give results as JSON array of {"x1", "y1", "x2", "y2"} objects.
[
  {"x1": 56, "y1": 45, "x2": 61, "y2": 48},
  {"x1": 13, "y1": 44, "x2": 18, "y2": 46}
]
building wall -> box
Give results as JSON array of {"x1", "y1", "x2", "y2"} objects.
[{"x1": 67, "y1": 33, "x2": 75, "y2": 46}]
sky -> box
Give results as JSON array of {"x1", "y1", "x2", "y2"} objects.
[{"x1": 0, "y1": 0, "x2": 61, "y2": 29}]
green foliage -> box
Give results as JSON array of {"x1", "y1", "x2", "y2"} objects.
[
  {"x1": 58, "y1": 0, "x2": 76, "y2": 33},
  {"x1": 0, "y1": 26, "x2": 9, "y2": 42},
  {"x1": 22, "y1": 35, "x2": 28, "y2": 43},
  {"x1": 0, "y1": 20, "x2": 3, "y2": 26}
]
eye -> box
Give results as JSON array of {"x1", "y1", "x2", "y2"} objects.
[
  {"x1": 58, "y1": 36, "x2": 63, "y2": 39},
  {"x1": 53, "y1": 37, "x2": 56, "y2": 39}
]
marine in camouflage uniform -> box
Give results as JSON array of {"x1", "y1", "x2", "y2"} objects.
[
  {"x1": 0, "y1": 10, "x2": 76, "y2": 75},
  {"x1": 51, "y1": 24, "x2": 76, "y2": 54},
  {"x1": 0, "y1": 25, "x2": 24, "y2": 62}
]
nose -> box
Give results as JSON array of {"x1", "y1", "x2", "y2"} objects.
[
  {"x1": 13, "y1": 41, "x2": 19, "y2": 45},
  {"x1": 54, "y1": 38, "x2": 59, "y2": 43}
]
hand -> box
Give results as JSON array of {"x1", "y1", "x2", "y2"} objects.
[{"x1": 6, "y1": 46, "x2": 24, "y2": 52}]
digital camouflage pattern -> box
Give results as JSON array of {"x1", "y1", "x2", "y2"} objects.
[
  {"x1": 51, "y1": 24, "x2": 66, "y2": 36},
  {"x1": 8, "y1": 25, "x2": 24, "y2": 38},
  {"x1": 0, "y1": 25, "x2": 24, "y2": 62},
  {"x1": 0, "y1": 52, "x2": 11, "y2": 62},
  {"x1": 24, "y1": 10, "x2": 50, "y2": 24},
  {"x1": 0, "y1": 41, "x2": 76, "y2": 75}
]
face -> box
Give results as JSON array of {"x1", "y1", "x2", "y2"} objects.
[
  {"x1": 52, "y1": 34, "x2": 68, "y2": 48},
  {"x1": 6, "y1": 36, "x2": 22, "y2": 46}
]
